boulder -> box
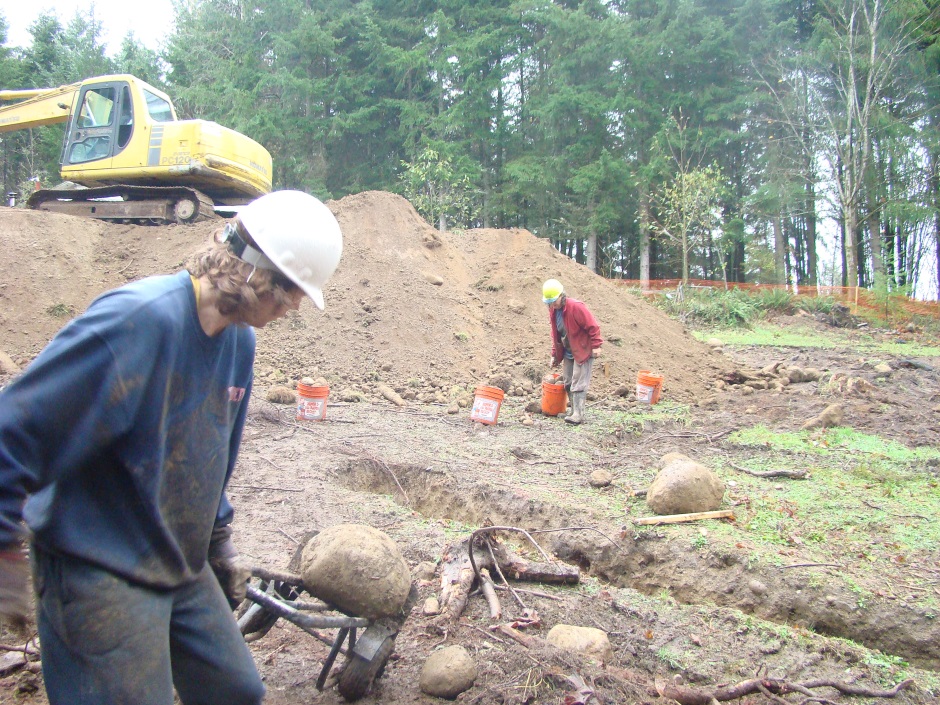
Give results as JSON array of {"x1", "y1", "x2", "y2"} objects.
[
  {"x1": 589, "y1": 470, "x2": 613, "y2": 488},
  {"x1": 546, "y1": 625, "x2": 613, "y2": 664},
  {"x1": 300, "y1": 524, "x2": 411, "y2": 619},
  {"x1": 647, "y1": 455, "x2": 725, "y2": 515},
  {"x1": 420, "y1": 645, "x2": 477, "y2": 699}
]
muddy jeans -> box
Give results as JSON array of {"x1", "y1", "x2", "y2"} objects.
[
  {"x1": 32, "y1": 546, "x2": 264, "y2": 705},
  {"x1": 562, "y1": 356, "x2": 594, "y2": 393}
]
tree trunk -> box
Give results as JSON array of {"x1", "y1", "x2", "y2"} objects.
[
  {"x1": 843, "y1": 196, "x2": 859, "y2": 288},
  {"x1": 773, "y1": 215, "x2": 786, "y2": 285},
  {"x1": 804, "y1": 177, "x2": 818, "y2": 286},
  {"x1": 639, "y1": 185, "x2": 651, "y2": 290},
  {"x1": 682, "y1": 231, "x2": 690, "y2": 284},
  {"x1": 586, "y1": 228, "x2": 597, "y2": 272},
  {"x1": 867, "y1": 208, "x2": 883, "y2": 279}
]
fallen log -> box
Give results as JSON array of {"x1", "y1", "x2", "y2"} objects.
[
  {"x1": 435, "y1": 529, "x2": 580, "y2": 623},
  {"x1": 436, "y1": 539, "x2": 477, "y2": 625},
  {"x1": 486, "y1": 540, "x2": 580, "y2": 585},
  {"x1": 479, "y1": 569, "x2": 501, "y2": 620},
  {"x1": 633, "y1": 510, "x2": 735, "y2": 526}
]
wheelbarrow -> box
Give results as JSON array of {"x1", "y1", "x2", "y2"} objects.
[{"x1": 239, "y1": 563, "x2": 417, "y2": 701}]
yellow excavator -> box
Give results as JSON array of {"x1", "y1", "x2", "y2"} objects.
[{"x1": 0, "y1": 74, "x2": 272, "y2": 223}]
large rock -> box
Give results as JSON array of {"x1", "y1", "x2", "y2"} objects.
[
  {"x1": 646, "y1": 453, "x2": 725, "y2": 515},
  {"x1": 300, "y1": 524, "x2": 411, "y2": 619},
  {"x1": 546, "y1": 625, "x2": 613, "y2": 664},
  {"x1": 420, "y1": 645, "x2": 477, "y2": 699}
]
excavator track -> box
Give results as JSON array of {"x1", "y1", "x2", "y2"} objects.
[{"x1": 27, "y1": 186, "x2": 219, "y2": 225}]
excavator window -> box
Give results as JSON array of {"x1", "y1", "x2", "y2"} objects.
[
  {"x1": 76, "y1": 87, "x2": 115, "y2": 129},
  {"x1": 117, "y1": 85, "x2": 133, "y2": 149},
  {"x1": 144, "y1": 89, "x2": 174, "y2": 123},
  {"x1": 68, "y1": 87, "x2": 116, "y2": 164}
]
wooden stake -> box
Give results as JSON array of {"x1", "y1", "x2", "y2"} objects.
[{"x1": 633, "y1": 510, "x2": 735, "y2": 526}]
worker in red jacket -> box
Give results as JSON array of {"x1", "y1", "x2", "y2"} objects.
[{"x1": 543, "y1": 279, "x2": 603, "y2": 424}]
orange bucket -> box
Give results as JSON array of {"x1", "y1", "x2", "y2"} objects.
[
  {"x1": 470, "y1": 386, "x2": 505, "y2": 425},
  {"x1": 297, "y1": 382, "x2": 330, "y2": 421},
  {"x1": 636, "y1": 370, "x2": 664, "y2": 405},
  {"x1": 541, "y1": 375, "x2": 567, "y2": 416}
]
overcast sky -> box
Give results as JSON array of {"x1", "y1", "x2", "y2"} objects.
[{"x1": 2, "y1": 0, "x2": 175, "y2": 54}]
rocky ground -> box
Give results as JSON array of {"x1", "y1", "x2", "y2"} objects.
[{"x1": 0, "y1": 196, "x2": 938, "y2": 704}]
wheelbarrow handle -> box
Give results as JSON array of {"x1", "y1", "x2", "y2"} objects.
[{"x1": 245, "y1": 585, "x2": 369, "y2": 630}]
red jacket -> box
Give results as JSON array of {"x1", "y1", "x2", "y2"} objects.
[{"x1": 549, "y1": 297, "x2": 602, "y2": 365}]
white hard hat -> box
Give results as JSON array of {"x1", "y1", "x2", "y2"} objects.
[{"x1": 233, "y1": 190, "x2": 343, "y2": 310}]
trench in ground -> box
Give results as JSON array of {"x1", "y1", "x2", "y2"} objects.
[{"x1": 337, "y1": 458, "x2": 939, "y2": 671}]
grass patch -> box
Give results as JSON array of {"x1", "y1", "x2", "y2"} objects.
[
  {"x1": 717, "y1": 426, "x2": 940, "y2": 570},
  {"x1": 693, "y1": 325, "x2": 837, "y2": 349},
  {"x1": 692, "y1": 325, "x2": 940, "y2": 356},
  {"x1": 45, "y1": 302, "x2": 75, "y2": 318},
  {"x1": 613, "y1": 401, "x2": 694, "y2": 427}
]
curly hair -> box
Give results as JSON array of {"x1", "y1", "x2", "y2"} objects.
[{"x1": 186, "y1": 225, "x2": 301, "y2": 318}]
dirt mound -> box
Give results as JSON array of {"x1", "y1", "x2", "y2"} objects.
[{"x1": 0, "y1": 192, "x2": 731, "y2": 400}]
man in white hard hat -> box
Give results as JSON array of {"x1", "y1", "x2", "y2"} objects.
[
  {"x1": 543, "y1": 279, "x2": 602, "y2": 424},
  {"x1": 0, "y1": 190, "x2": 342, "y2": 705}
]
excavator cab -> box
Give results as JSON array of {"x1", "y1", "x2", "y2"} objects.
[{"x1": 64, "y1": 80, "x2": 175, "y2": 167}]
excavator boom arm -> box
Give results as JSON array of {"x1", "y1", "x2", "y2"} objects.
[{"x1": 0, "y1": 83, "x2": 80, "y2": 133}]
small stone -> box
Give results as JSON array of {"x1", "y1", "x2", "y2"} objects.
[
  {"x1": 740, "y1": 386, "x2": 755, "y2": 396},
  {"x1": 422, "y1": 596, "x2": 441, "y2": 615},
  {"x1": 873, "y1": 363, "x2": 892, "y2": 376},
  {"x1": 420, "y1": 645, "x2": 477, "y2": 699},
  {"x1": 589, "y1": 470, "x2": 613, "y2": 488},
  {"x1": 413, "y1": 561, "x2": 437, "y2": 582},
  {"x1": 0, "y1": 350, "x2": 20, "y2": 375},
  {"x1": 546, "y1": 625, "x2": 613, "y2": 663},
  {"x1": 265, "y1": 385, "x2": 296, "y2": 404},
  {"x1": 802, "y1": 403, "x2": 843, "y2": 430},
  {"x1": 748, "y1": 579, "x2": 768, "y2": 596}
]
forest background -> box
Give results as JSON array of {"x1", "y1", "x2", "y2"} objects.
[{"x1": 1, "y1": 0, "x2": 940, "y2": 301}]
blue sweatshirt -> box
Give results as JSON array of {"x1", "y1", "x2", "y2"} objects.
[{"x1": 0, "y1": 271, "x2": 254, "y2": 589}]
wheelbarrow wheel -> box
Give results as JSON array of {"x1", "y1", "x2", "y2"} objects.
[{"x1": 337, "y1": 635, "x2": 395, "y2": 702}]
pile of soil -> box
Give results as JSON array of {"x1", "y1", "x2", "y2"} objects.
[{"x1": 0, "y1": 191, "x2": 732, "y2": 402}]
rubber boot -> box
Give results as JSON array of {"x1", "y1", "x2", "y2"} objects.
[{"x1": 565, "y1": 392, "x2": 586, "y2": 424}]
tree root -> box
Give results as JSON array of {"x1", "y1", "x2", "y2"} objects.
[{"x1": 654, "y1": 676, "x2": 915, "y2": 704}]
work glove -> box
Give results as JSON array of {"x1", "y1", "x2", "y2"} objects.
[
  {"x1": 208, "y1": 526, "x2": 251, "y2": 610},
  {"x1": 0, "y1": 544, "x2": 31, "y2": 628}
]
